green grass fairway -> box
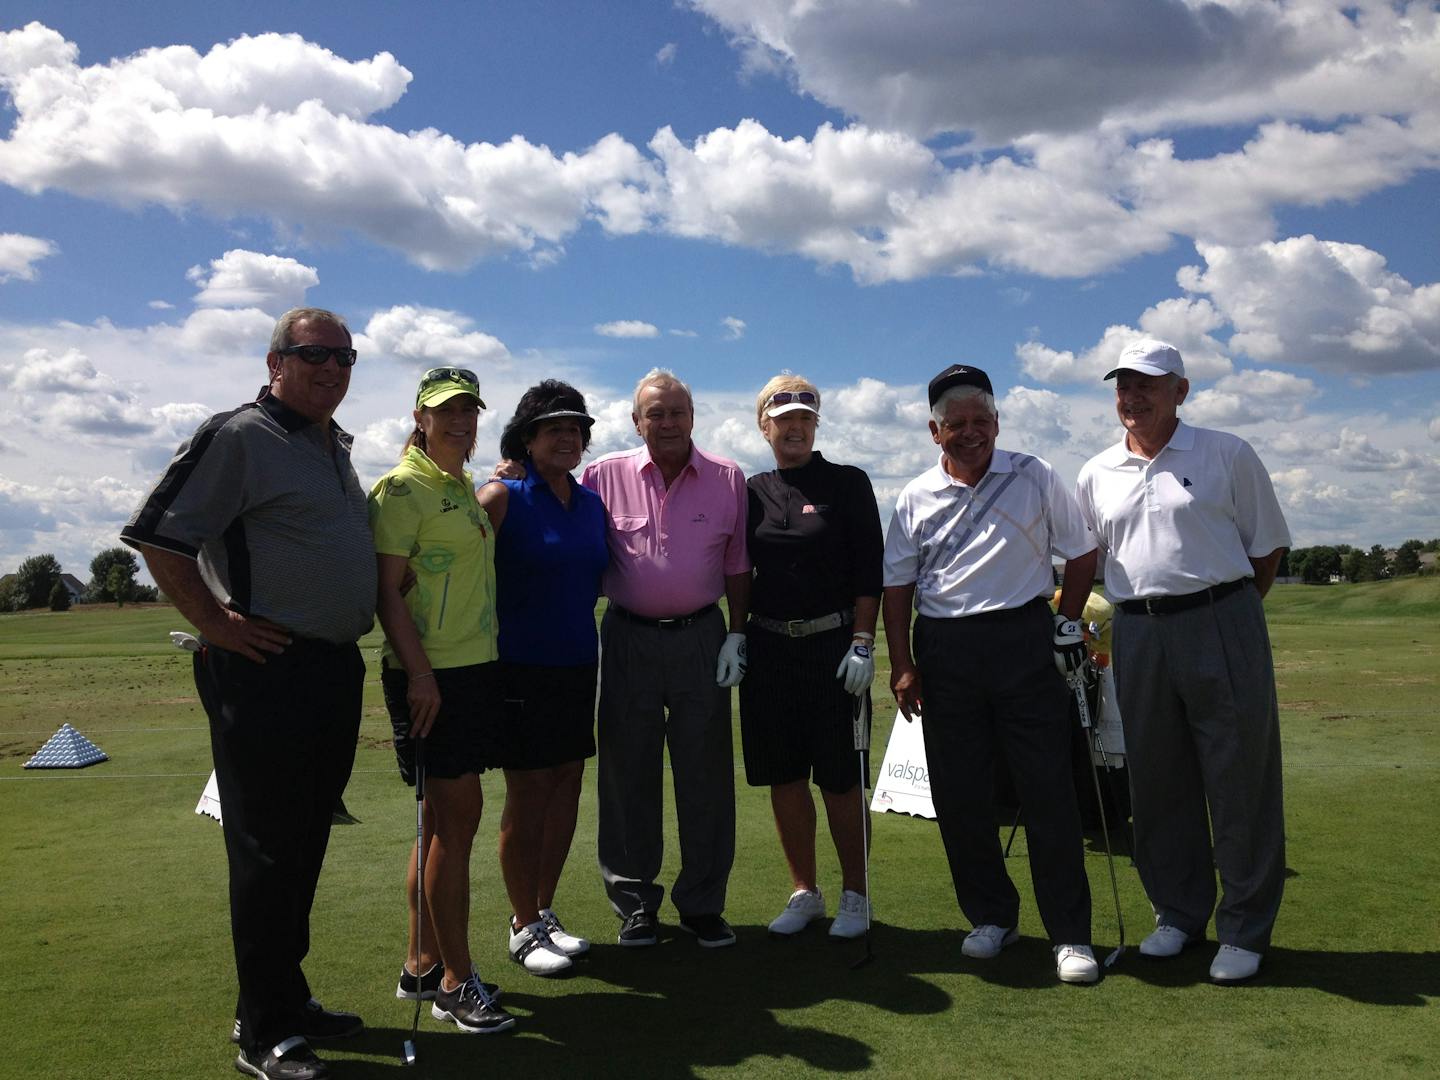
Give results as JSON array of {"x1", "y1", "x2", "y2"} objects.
[{"x1": 2, "y1": 582, "x2": 1437, "y2": 1078}]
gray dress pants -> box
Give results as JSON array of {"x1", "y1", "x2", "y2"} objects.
[
  {"x1": 1112, "y1": 581, "x2": 1286, "y2": 952},
  {"x1": 597, "y1": 605, "x2": 736, "y2": 918}
]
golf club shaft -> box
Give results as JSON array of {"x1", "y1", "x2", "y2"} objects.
[
  {"x1": 406, "y1": 739, "x2": 427, "y2": 1061},
  {"x1": 1070, "y1": 671, "x2": 1126, "y2": 962},
  {"x1": 852, "y1": 692, "x2": 874, "y2": 966}
]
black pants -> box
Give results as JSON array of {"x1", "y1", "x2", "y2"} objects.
[
  {"x1": 195, "y1": 638, "x2": 364, "y2": 1057},
  {"x1": 915, "y1": 600, "x2": 1091, "y2": 945}
]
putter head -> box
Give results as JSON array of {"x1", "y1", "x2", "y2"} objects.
[
  {"x1": 1104, "y1": 944, "x2": 1125, "y2": 969},
  {"x1": 402, "y1": 1039, "x2": 417, "y2": 1066},
  {"x1": 850, "y1": 934, "x2": 876, "y2": 970}
]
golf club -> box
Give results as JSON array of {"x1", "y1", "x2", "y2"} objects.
[
  {"x1": 850, "y1": 691, "x2": 874, "y2": 970},
  {"x1": 1069, "y1": 667, "x2": 1126, "y2": 968},
  {"x1": 1003, "y1": 805, "x2": 1022, "y2": 858},
  {"x1": 402, "y1": 739, "x2": 427, "y2": 1066}
]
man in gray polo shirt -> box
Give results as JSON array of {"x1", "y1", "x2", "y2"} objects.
[{"x1": 122, "y1": 307, "x2": 375, "y2": 1080}]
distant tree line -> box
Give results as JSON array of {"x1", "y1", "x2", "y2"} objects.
[
  {"x1": 1282, "y1": 538, "x2": 1437, "y2": 584},
  {"x1": 2, "y1": 537, "x2": 1434, "y2": 612},
  {"x1": 0, "y1": 547, "x2": 161, "y2": 611}
]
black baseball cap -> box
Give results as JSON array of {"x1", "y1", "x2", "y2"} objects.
[{"x1": 928, "y1": 364, "x2": 994, "y2": 406}]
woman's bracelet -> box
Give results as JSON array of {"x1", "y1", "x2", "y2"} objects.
[{"x1": 410, "y1": 671, "x2": 436, "y2": 682}]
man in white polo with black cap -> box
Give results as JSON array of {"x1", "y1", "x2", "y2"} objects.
[
  {"x1": 1075, "y1": 339, "x2": 1290, "y2": 984},
  {"x1": 882, "y1": 363, "x2": 1101, "y2": 985}
]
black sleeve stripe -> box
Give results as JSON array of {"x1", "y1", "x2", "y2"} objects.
[
  {"x1": 118, "y1": 531, "x2": 200, "y2": 560},
  {"x1": 222, "y1": 517, "x2": 251, "y2": 616},
  {"x1": 125, "y1": 405, "x2": 252, "y2": 545}
]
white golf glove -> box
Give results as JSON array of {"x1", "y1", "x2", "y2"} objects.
[
  {"x1": 716, "y1": 632, "x2": 748, "y2": 687},
  {"x1": 1052, "y1": 614, "x2": 1087, "y2": 675},
  {"x1": 834, "y1": 642, "x2": 875, "y2": 696}
]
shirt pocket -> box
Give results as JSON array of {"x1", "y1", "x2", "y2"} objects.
[{"x1": 610, "y1": 514, "x2": 650, "y2": 559}]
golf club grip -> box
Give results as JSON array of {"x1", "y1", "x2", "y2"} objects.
[{"x1": 851, "y1": 693, "x2": 870, "y2": 752}]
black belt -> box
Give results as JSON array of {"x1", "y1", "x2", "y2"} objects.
[
  {"x1": 750, "y1": 608, "x2": 854, "y2": 638},
  {"x1": 1118, "y1": 578, "x2": 1247, "y2": 615},
  {"x1": 608, "y1": 602, "x2": 717, "y2": 629}
]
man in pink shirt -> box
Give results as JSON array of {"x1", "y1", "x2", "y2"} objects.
[{"x1": 580, "y1": 368, "x2": 751, "y2": 948}]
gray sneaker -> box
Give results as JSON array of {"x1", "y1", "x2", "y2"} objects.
[
  {"x1": 828, "y1": 890, "x2": 870, "y2": 939},
  {"x1": 961, "y1": 924, "x2": 1018, "y2": 959},
  {"x1": 768, "y1": 889, "x2": 825, "y2": 936}
]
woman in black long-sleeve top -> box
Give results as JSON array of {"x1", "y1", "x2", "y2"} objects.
[{"x1": 741, "y1": 373, "x2": 884, "y2": 939}]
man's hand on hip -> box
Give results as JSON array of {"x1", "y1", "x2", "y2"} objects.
[
  {"x1": 201, "y1": 609, "x2": 292, "y2": 664},
  {"x1": 716, "y1": 632, "x2": 747, "y2": 687}
]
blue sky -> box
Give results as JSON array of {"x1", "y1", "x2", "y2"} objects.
[{"x1": 1, "y1": 1, "x2": 1437, "y2": 583}]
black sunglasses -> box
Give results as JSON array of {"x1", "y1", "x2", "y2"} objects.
[
  {"x1": 277, "y1": 344, "x2": 358, "y2": 368},
  {"x1": 419, "y1": 367, "x2": 479, "y2": 387},
  {"x1": 767, "y1": 391, "x2": 818, "y2": 407}
]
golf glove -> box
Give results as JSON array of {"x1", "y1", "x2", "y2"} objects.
[
  {"x1": 716, "y1": 632, "x2": 748, "y2": 687},
  {"x1": 834, "y1": 642, "x2": 875, "y2": 696},
  {"x1": 1052, "y1": 614, "x2": 1087, "y2": 675}
]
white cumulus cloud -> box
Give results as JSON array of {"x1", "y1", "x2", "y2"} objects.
[
  {"x1": 188, "y1": 249, "x2": 320, "y2": 310},
  {"x1": 362, "y1": 305, "x2": 511, "y2": 366},
  {"x1": 691, "y1": 1, "x2": 1440, "y2": 144},
  {"x1": 0, "y1": 232, "x2": 56, "y2": 282},
  {"x1": 0, "y1": 23, "x2": 658, "y2": 271},
  {"x1": 1179, "y1": 237, "x2": 1440, "y2": 374},
  {"x1": 595, "y1": 320, "x2": 660, "y2": 338}
]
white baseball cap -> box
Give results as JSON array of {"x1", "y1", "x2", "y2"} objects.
[{"x1": 1104, "y1": 339, "x2": 1185, "y2": 380}]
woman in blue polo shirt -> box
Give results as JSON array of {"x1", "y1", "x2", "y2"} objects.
[{"x1": 476, "y1": 380, "x2": 608, "y2": 976}]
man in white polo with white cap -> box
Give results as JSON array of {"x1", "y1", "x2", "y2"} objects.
[{"x1": 1075, "y1": 339, "x2": 1290, "y2": 984}]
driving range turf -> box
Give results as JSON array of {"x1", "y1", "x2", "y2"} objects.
[{"x1": 1, "y1": 579, "x2": 1436, "y2": 1078}]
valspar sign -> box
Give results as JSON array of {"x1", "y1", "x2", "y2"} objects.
[{"x1": 870, "y1": 710, "x2": 936, "y2": 820}]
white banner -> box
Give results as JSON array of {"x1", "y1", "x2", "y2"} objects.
[
  {"x1": 870, "y1": 710, "x2": 936, "y2": 819},
  {"x1": 195, "y1": 769, "x2": 222, "y2": 823}
]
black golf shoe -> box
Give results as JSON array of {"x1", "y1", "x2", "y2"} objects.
[
  {"x1": 679, "y1": 913, "x2": 736, "y2": 948},
  {"x1": 234, "y1": 1036, "x2": 329, "y2": 1080},
  {"x1": 396, "y1": 962, "x2": 501, "y2": 1002},
  {"x1": 618, "y1": 909, "x2": 658, "y2": 947},
  {"x1": 231, "y1": 999, "x2": 362, "y2": 1044},
  {"x1": 430, "y1": 972, "x2": 516, "y2": 1035}
]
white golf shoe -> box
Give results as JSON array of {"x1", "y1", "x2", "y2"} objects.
[
  {"x1": 1139, "y1": 924, "x2": 1193, "y2": 958},
  {"x1": 828, "y1": 890, "x2": 869, "y2": 939},
  {"x1": 539, "y1": 908, "x2": 590, "y2": 956},
  {"x1": 1055, "y1": 944, "x2": 1100, "y2": 984},
  {"x1": 1209, "y1": 944, "x2": 1262, "y2": 983},
  {"x1": 961, "y1": 924, "x2": 1018, "y2": 959},
  {"x1": 508, "y1": 919, "x2": 573, "y2": 976},
  {"x1": 768, "y1": 888, "x2": 826, "y2": 936}
]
